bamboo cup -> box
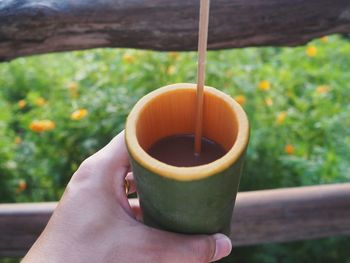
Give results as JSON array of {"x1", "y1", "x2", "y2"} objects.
[{"x1": 125, "y1": 83, "x2": 249, "y2": 235}]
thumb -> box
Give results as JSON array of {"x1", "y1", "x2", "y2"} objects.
[
  {"x1": 194, "y1": 233, "x2": 232, "y2": 262},
  {"x1": 151, "y1": 229, "x2": 232, "y2": 263},
  {"x1": 210, "y1": 234, "x2": 233, "y2": 262}
]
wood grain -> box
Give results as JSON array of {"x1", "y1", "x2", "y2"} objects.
[
  {"x1": 231, "y1": 183, "x2": 350, "y2": 246},
  {"x1": 1, "y1": 184, "x2": 350, "y2": 257},
  {"x1": 1, "y1": 0, "x2": 350, "y2": 61}
]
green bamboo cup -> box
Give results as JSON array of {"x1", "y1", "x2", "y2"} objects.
[{"x1": 125, "y1": 83, "x2": 249, "y2": 236}]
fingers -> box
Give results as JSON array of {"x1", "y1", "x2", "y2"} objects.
[
  {"x1": 71, "y1": 131, "x2": 135, "y2": 215},
  {"x1": 94, "y1": 130, "x2": 130, "y2": 178},
  {"x1": 125, "y1": 176, "x2": 141, "y2": 222},
  {"x1": 125, "y1": 172, "x2": 137, "y2": 195},
  {"x1": 129, "y1": 198, "x2": 143, "y2": 221},
  {"x1": 142, "y1": 227, "x2": 232, "y2": 263}
]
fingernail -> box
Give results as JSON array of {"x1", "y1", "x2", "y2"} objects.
[{"x1": 211, "y1": 233, "x2": 232, "y2": 262}]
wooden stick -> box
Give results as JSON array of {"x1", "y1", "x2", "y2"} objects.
[{"x1": 194, "y1": 0, "x2": 210, "y2": 155}]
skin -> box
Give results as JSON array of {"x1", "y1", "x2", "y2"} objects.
[{"x1": 23, "y1": 131, "x2": 232, "y2": 263}]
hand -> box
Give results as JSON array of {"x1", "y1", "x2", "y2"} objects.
[{"x1": 23, "y1": 131, "x2": 232, "y2": 263}]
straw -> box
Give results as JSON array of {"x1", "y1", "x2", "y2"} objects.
[{"x1": 194, "y1": 0, "x2": 210, "y2": 155}]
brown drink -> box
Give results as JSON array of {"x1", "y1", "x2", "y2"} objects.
[{"x1": 147, "y1": 134, "x2": 226, "y2": 167}]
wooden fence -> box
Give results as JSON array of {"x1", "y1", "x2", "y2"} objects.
[{"x1": 1, "y1": 184, "x2": 350, "y2": 257}]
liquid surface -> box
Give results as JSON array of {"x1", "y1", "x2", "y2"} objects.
[{"x1": 147, "y1": 134, "x2": 226, "y2": 167}]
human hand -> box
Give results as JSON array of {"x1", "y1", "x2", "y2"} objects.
[{"x1": 23, "y1": 131, "x2": 232, "y2": 263}]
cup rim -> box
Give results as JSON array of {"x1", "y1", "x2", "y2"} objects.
[{"x1": 125, "y1": 83, "x2": 249, "y2": 181}]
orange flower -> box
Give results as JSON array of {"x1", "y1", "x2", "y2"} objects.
[
  {"x1": 284, "y1": 144, "x2": 295, "y2": 155},
  {"x1": 258, "y1": 80, "x2": 271, "y2": 91},
  {"x1": 67, "y1": 82, "x2": 79, "y2": 97},
  {"x1": 35, "y1": 97, "x2": 47, "y2": 106},
  {"x1": 29, "y1": 120, "x2": 55, "y2": 132},
  {"x1": 276, "y1": 111, "x2": 287, "y2": 124},
  {"x1": 18, "y1": 100, "x2": 26, "y2": 109},
  {"x1": 306, "y1": 46, "x2": 317, "y2": 57},
  {"x1": 320, "y1": 36, "x2": 328, "y2": 43},
  {"x1": 234, "y1": 95, "x2": 246, "y2": 106},
  {"x1": 169, "y1": 52, "x2": 180, "y2": 60},
  {"x1": 15, "y1": 137, "x2": 22, "y2": 145},
  {"x1": 316, "y1": 85, "x2": 329, "y2": 94},
  {"x1": 123, "y1": 53, "x2": 135, "y2": 64},
  {"x1": 167, "y1": 66, "x2": 176, "y2": 75},
  {"x1": 16, "y1": 179, "x2": 27, "y2": 193},
  {"x1": 71, "y1": 109, "x2": 88, "y2": 120},
  {"x1": 265, "y1": 98, "x2": 273, "y2": 106},
  {"x1": 29, "y1": 121, "x2": 45, "y2": 132},
  {"x1": 41, "y1": 120, "x2": 56, "y2": 130}
]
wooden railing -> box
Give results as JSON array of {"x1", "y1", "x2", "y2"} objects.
[
  {"x1": 1, "y1": 183, "x2": 350, "y2": 257},
  {"x1": 1, "y1": 0, "x2": 350, "y2": 61}
]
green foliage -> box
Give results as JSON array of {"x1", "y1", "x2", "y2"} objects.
[{"x1": 0, "y1": 35, "x2": 349, "y2": 261}]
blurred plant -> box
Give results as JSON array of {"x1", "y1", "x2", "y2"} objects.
[{"x1": 0, "y1": 35, "x2": 349, "y2": 262}]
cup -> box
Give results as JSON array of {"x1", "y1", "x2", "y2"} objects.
[{"x1": 125, "y1": 83, "x2": 249, "y2": 235}]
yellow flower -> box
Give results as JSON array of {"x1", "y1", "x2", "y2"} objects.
[
  {"x1": 167, "y1": 66, "x2": 176, "y2": 75},
  {"x1": 284, "y1": 144, "x2": 295, "y2": 155},
  {"x1": 276, "y1": 111, "x2": 287, "y2": 124},
  {"x1": 29, "y1": 120, "x2": 55, "y2": 132},
  {"x1": 320, "y1": 36, "x2": 328, "y2": 43},
  {"x1": 71, "y1": 109, "x2": 88, "y2": 120},
  {"x1": 258, "y1": 80, "x2": 271, "y2": 91},
  {"x1": 16, "y1": 179, "x2": 27, "y2": 193},
  {"x1": 234, "y1": 95, "x2": 246, "y2": 106},
  {"x1": 265, "y1": 98, "x2": 273, "y2": 106},
  {"x1": 15, "y1": 137, "x2": 22, "y2": 145},
  {"x1": 123, "y1": 53, "x2": 135, "y2": 64},
  {"x1": 316, "y1": 85, "x2": 329, "y2": 94},
  {"x1": 67, "y1": 82, "x2": 79, "y2": 97},
  {"x1": 18, "y1": 100, "x2": 26, "y2": 109},
  {"x1": 169, "y1": 52, "x2": 179, "y2": 60},
  {"x1": 35, "y1": 97, "x2": 47, "y2": 107},
  {"x1": 306, "y1": 46, "x2": 317, "y2": 57}
]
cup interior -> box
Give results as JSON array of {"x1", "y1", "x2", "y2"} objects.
[{"x1": 136, "y1": 88, "x2": 237, "y2": 153}]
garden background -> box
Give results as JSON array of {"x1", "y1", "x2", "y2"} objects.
[{"x1": 0, "y1": 35, "x2": 349, "y2": 262}]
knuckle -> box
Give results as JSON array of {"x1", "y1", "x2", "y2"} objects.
[{"x1": 71, "y1": 157, "x2": 98, "y2": 184}]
